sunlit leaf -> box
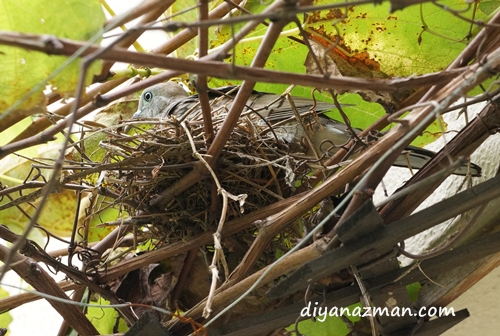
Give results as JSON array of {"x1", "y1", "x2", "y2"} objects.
[
  {"x1": 290, "y1": 302, "x2": 363, "y2": 336},
  {"x1": 0, "y1": 0, "x2": 105, "y2": 117},
  {"x1": 0, "y1": 143, "x2": 78, "y2": 239},
  {"x1": 86, "y1": 297, "x2": 128, "y2": 334},
  {"x1": 208, "y1": 0, "x2": 497, "y2": 146},
  {"x1": 407, "y1": 281, "x2": 422, "y2": 302},
  {"x1": 85, "y1": 197, "x2": 127, "y2": 243}
]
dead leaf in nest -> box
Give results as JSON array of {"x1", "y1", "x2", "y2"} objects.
[
  {"x1": 110, "y1": 258, "x2": 176, "y2": 320},
  {"x1": 67, "y1": 98, "x2": 140, "y2": 163},
  {"x1": 305, "y1": 40, "x2": 411, "y2": 113},
  {"x1": 94, "y1": 99, "x2": 139, "y2": 125},
  {"x1": 317, "y1": 269, "x2": 354, "y2": 290}
]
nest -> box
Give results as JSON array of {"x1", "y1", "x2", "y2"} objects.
[{"x1": 88, "y1": 109, "x2": 319, "y2": 252}]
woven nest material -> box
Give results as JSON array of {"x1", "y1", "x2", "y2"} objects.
[{"x1": 90, "y1": 109, "x2": 320, "y2": 248}]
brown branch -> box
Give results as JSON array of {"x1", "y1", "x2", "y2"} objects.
[
  {"x1": 151, "y1": 15, "x2": 291, "y2": 211},
  {"x1": 220, "y1": 46, "x2": 500, "y2": 285},
  {"x1": 380, "y1": 95, "x2": 500, "y2": 223},
  {"x1": 9, "y1": 77, "x2": 128, "y2": 142},
  {"x1": 306, "y1": 15, "x2": 500, "y2": 197},
  {"x1": 0, "y1": 180, "x2": 139, "y2": 213},
  {"x1": 170, "y1": 248, "x2": 198, "y2": 307},
  {"x1": 196, "y1": 0, "x2": 214, "y2": 143},
  {"x1": 0, "y1": 100, "x2": 95, "y2": 159},
  {"x1": 388, "y1": 0, "x2": 445, "y2": 11},
  {"x1": 206, "y1": 227, "x2": 500, "y2": 334},
  {"x1": 0, "y1": 0, "x2": 165, "y2": 133},
  {"x1": 108, "y1": 0, "x2": 170, "y2": 29},
  {"x1": 0, "y1": 245, "x2": 99, "y2": 335},
  {"x1": 0, "y1": 0, "x2": 289, "y2": 159},
  {"x1": 56, "y1": 287, "x2": 87, "y2": 336},
  {"x1": 0, "y1": 280, "x2": 81, "y2": 314},
  {"x1": 155, "y1": 0, "x2": 437, "y2": 32},
  {"x1": 269, "y1": 173, "x2": 500, "y2": 298},
  {"x1": 175, "y1": 238, "x2": 328, "y2": 328},
  {"x1": 0, "y1": 225, "x2": 137, "y2": 324},
  {"x1": 0, "y1": 32, "x2": 466, "y2": 94}
]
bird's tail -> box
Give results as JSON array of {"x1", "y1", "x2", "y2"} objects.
[{"x1": 393, "y1": 145, "x2": 481, "y2": 177}]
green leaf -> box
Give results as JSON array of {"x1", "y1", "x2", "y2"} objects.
[
  {"x1": 86, "y1": 297, "x2": 128, "y2": 334},
  {"x1": 290, "y1": 302, "x2": 363, "y2": 336},
  {"x1": 209, "y1": 0, "x2": 497, "y2": 147},
  {"x1": 308, "y1": 0, "x2": 496, "y2": 76},
  {"x1": 0, "y1": 0, "x2": 105, "y2": 115},
  {"x1": 407, "y1": 282, "x2": 422, "y2": 302},
  {"x1": 0, "y1": 143, "x2": 78, "y2": 241},
  {"x1": 85, "y1": 197, "x2": 128, "y2": 243}
]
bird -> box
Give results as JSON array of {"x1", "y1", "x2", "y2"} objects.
[{"x1": 132, "y1": 81, "x2": 481, "y2": 177}]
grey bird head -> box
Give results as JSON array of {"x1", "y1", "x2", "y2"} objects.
[{"x1": 133, "y1": 82, "x2": 189, "y2": 119}]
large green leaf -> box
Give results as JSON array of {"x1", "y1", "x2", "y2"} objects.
[
  {"x1": 0, "y1": 0, "x2": 105, "y2": 116},
  {"x1": 0, "y1": 142, "x2": 77, "y2": 240},
  {"x1": 0, "y1": 141, "x2": 121, "y2": 241},
  {"x1": 208, "y1": 0, "x2": 499, "y2": 146}
]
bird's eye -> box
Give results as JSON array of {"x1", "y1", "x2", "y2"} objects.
[{"x1": 143, "y1": 91, "x2": 153, "y2": 102}]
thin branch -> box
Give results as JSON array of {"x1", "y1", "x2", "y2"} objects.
[
  {"x1": 0, "y1": 280, "x2": 80, "y2": 314},
  {"x1": 0, "y1": 32, "x2": 466, "y2": 94},
  {"x1": 0, "y1": 226, "x2": 137, "y2": 323},
  {"x1": 98, "y1": 192, "x2": 306, "y2": 284},
  {"x1": 0, "y1": 245, "x2": 99, "y2": 335},
  {"x1": 196, "y1": 0, "x2": 214, "y2": 143}
]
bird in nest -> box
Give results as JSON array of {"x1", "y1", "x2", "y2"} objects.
[{"x1": 131, "y1": 81, "x2": 481, "y2": 177}]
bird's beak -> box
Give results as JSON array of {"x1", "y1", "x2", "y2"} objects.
[
  {"x1": 124, "y1": 110, "x2": 141, "y2": 133},
  {"x1": 132, "y1": 110, "x2": 142, "y2": 119}
]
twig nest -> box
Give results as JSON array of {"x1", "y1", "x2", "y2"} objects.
[{"x1": 87, "y1": 111, "x2": 311, "y2": 242}]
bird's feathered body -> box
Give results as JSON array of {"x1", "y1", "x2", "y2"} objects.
[{"x1": 133, "y1": 82, "x2": 481, "y2": 177}]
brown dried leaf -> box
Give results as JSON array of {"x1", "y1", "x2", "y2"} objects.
[{"x1": 305, "y1": 40, "x2": 410, "y2": 113}]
